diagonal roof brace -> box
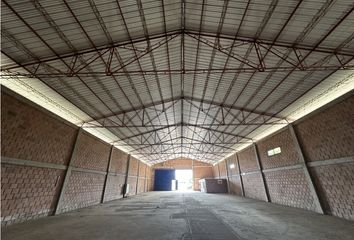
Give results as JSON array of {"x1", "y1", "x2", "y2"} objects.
[
  {"x1": 3, "y1": 28, "x2": 354, "y2": 71},
  {"x1": 110, "y1": 122, "x2": 253, "y2": 143},
  {"x1": 84, "y1": 95, "x2": 287, "y2": 124}
]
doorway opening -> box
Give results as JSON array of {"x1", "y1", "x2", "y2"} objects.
[{"x1": 175, "y1": 169, "x2": 193, "y2": 191}]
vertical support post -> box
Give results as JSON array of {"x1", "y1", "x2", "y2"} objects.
[
  {"x1": 217, "y1": 163, "x2": 220, "y2": 179},
  {"x1": 136, "y1": 160, "x2": 140, "y2": 195},
  {"x1": 192, "y1": 159, "x2": 195, "y2": 190},
  {"x1": 253, "y1": 143, "x2": 270, "y2": 202},
  {"x1": 289, "y1": 124, "x2": 324, "y2": 214},
  {"x1": 225, "y1": 158, "x2": 230, "y2": 193},
  {"x1": 101, "y1": 145, "x2": 114, "y2": 203},
  {"x1": 236, "y1": 154, "x2": 245, "y2": 197},
  {"x1": 54, "y1": 128, "x2": 82, "y2": 215},
  {"x1": 144, "y1": 164, "x2": 147, "y2": 192},
  {"x1": 123, "y1": 154, "x2": 131, "y2": 198}
]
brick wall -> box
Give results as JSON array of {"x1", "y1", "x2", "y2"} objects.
[
  {"x1": 146, "y1": 166, "x2": 154, "y2": 191},
  {"x1": 104, "y1": 175, "x2": 125, "y2": 201},
  {"x1": 137, "y1": 163, "x2": 147, "y2": 194},
  {"x1": 1, "y1": 92, "x2": 77, "y2": 165},
  {"x1": 103, "y1": 148, "x2": 129, "y2": 201},
  {"x1": 60, "y1": 171, "x2": 105, "y2": 213},
  {"x1": 294, "y1": 96, "x2": 354, "y2": 162},
  {"x1": 73, "y1": 132, "x2": 111, "y2": 171},
  {"x1": 228, "y1": 176, "x2": 243, "y2": 196},
  {"x1": 154, "y1": 157, "x2": 193, "y2": 169},
  {"x1": 1, "y1": 91, "x2": 76, "y2": 225},
  {"x1": 235, "y1": 146, "x2": 267, "y2": 201},
  {"x1": 110, "y1": 148, "x2": 129, "y2": 174},
  {"x1": 126, "y1": 157, "x2": 139, "y2": 196},
  {"x1": 264, "y1": 168, "x2": 316, "y2": 211},
  {"x1": 242, "y1": 173, "x2": 267, "y2": 201},
  {"x1": 238, "y1": 146, "x2": 258, "y2": 172},
  {"x1": 1, "y1": 89, "x2": 150, "y2": 225},
  {"x1": 1, "y1": 164, "x2": 65, "y2": 224},
  {"x1": 226, "y1": 155, "x2": 239, "y2": 176},
  {"x1": 193, "y1": 166, "x2": 214, "y2": 190},
  {"x1": 310, "y1": 163, "x2": 354, "y2": 219},
  {"x1": 217, "y1": 94, "x2": 354, "y2": 220},
  {"x1": 212, "y1": 164, "x2": 219, "y2": 178},
  {"x1": 152, "y1": 157, "x2": 214, "y2": 191},
  {"x1": 218, "y1": 161, "x2": 227, "y2": 178},
  {"x1": 128, "y1": 157, "x2": 139, "y2": 177},
  {"x1": 224, "y1": 155, "x2": 243, "y2": 195},
  {"x1": 257, "y1": 129, "x2": 301, "y2": 169}
]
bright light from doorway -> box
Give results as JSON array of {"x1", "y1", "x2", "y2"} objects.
[{"x1": 175, "y1": 170, "x2": 193, "y2": 191}]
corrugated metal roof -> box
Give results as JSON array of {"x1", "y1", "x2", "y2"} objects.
[{"x1": 2, "y1": 0, "x2": 354, "y2": 164}]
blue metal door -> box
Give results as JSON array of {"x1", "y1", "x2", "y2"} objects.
[{"x1": 154, "y1": 169, "x2": 175, "y2": 191}]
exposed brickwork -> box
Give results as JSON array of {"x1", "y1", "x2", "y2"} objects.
[
  {"x1": 128, "y1": 157, "x2": 139, "y2": 176},
  {"x1": 74, "y1": 132, "x2": 111, "y2": 171},
  {"x1": 194, "y1": 166, "x2": 214, "y2": 190},
  {"x1": 136, "y1": 162, "x2": 147, "y2": 194},
  {"x1": 212, "y1": 165, "x2": 219, "y2": 178},
  {"x1": 194, "y1": 166, "x2": 214, "y2": 179},
  {"x1": 154, "y1": 157, "x2": 193, "y2": 169},
  {"x1": 228, "y1": 176, "x2": 243, "y2": 196},
  {"x1": 193, "y1": 160, "x2": 212, "y2": 167},
  {"x1": 226, "y1": 154, "x2": 239, "y2": 176},
  {"x1": 238, "y1": 146, "x2": 258, "y2": 173},
  {"x1": 127, "y1": 176, "x2": 138, "y2": 196},
  {"x1": 103, "y1": 175, "x2": 125, "y2": 201},
  {"x1": 146, "y1": 166, "x2": 154, "y2": 191},
  {"x1": 139, "y1": 163, "x2": 147, "y2": 178},
  {"x1": 59, "y1": 171, "x2": 105, "y2": 213},
  {"x1": 257, "y1": 129, "x2": 301, "y2": 169},
  {"x1": 294, "y1": 96, "x2": 354, "y2": 162},
  {"x1": 146, "y1": 166, "x2": 152, "y2": 179},
  {"x1": 1, "y1": 92, "x2": 77, "y2": 165},
  {"x1": 264, "y1": 168, "x2": 316, "y2": 211},
  {"x1": 242, "y1": 172, "x2": 267, "y2": 201},
  {"x1": 147, "y1": 178, "x2": 154, "y2": 191},
  {"x1": 110, "y1": 148, "x2": 128, "y2": 174},
  {"x1": 2, "y1": 88, "x2": 354, "y2": 225},
  {"x1": 137, "y1": 178, "x2": 146, "y2": 194},
  {"x1": 310, "y1": 163, "x2": 354, "y2": 220},
  {"x1": 1, "y1": 164, "x2": 65, "y2": 225},
  {"x1": 1, "y1": 90, "x2": 151, "y2": 226},
  {"x1": 218, "y1": 161, "x2": 227, "y2": 178}
]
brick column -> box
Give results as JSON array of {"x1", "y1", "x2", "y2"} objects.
[
  {"x1": 236, "y1": 154, "x2": 245, "y2": 197},
  {"x1": 254, "y1": 143, "x2": 270, "y2": 202},
  {"x1": 217, "y1": 163, "x2": 220, "y2": 178},
  {"x1": 225, "y1": 158, "x2": 230, "y2": 193},
  {"x1": 123, "y1": 154, "x2": 131, "y2": 197},
  {"x1": 135, "y1": 160, "x2": 140, "y2": 194},
  {"x1": 101, "y1": 145, "x2": 114, "y2": 203},
  {"x1": 54, "y1": 128, "x2": 82, "y2": 215},
  {"x1": 289, "y1": 124, "x2": 324, "y2": 214}
]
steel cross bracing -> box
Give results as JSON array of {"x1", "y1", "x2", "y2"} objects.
[
  {"x1": 2, "y1": 0, "x2": 354, "y2": 164},
  {"x1": 3, "y1": 31, "x2": 354, "y2": 77}
]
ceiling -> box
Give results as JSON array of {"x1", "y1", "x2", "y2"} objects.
[{"x1": 1, "y1": 0, "x2": 354, "y2": 164}]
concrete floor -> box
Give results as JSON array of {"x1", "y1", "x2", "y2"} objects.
[{"x1": 2, "y1": 192, "x2": 354, "y2": 240}]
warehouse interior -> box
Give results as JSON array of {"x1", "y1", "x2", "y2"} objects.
[{"x1": 1, "y1": 0, "x2": 354, "y2": 239}]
